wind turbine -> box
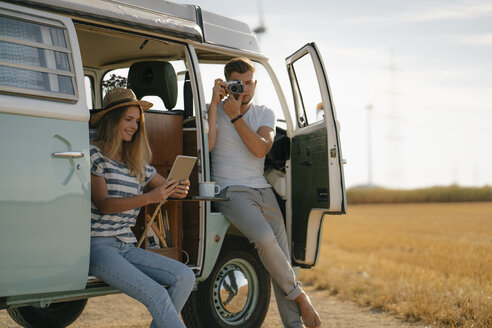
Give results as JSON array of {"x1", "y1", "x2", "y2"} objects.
[{"x1": 253, "y1": 0, "x2": 266, "y2": 42}]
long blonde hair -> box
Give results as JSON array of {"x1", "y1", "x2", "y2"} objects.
[{"x1": 93, "y1": 106, "x2": 152, "y2": 183}]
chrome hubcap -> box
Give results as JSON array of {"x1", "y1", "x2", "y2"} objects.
[{"x1": 212, "y1": 258, "x2": 259, "y2": 325}]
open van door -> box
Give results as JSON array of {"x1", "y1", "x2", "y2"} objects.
[{"x1": 286, "y1": 42, "x2": 346, "y2": 268}]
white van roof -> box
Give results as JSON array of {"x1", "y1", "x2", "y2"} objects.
[{"x1": 6, "y1": 0, "x2": 261, "y2": 54}]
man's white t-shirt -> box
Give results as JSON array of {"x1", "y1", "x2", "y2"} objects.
[{"x1": 211, "y1": 102, "x2": 276, "y2": 189}]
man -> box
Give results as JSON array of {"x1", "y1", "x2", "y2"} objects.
[{"x1": 208, "y1": 57, "x2": 321, "y2": 328}]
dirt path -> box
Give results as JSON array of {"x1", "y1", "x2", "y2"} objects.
[
  {"x1": 0, "y1": 286, "x2": 433, "y2": 328},
  {"x1": 262, "y1": 286, "x2": 433, "y2": 328}
]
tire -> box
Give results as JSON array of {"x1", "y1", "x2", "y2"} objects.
[
  {"x1": 7, "y1": 299, "x2": 87, "y2": 328},
  {"x1": 182, "y1": 237, "x2": 271, "y2": 328}
]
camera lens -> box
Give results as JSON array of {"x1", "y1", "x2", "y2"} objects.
[{"x1": 229, "y1": 84, "x2": 239, "y2": 93}]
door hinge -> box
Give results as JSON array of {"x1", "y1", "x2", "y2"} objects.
[{"x1": 330, "y1": 148, "x2": 337, "y2": 158}]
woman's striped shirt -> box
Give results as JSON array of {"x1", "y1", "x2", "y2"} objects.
[{"x1": 90, "y1": 145, "x2": 156, "y2": 243}]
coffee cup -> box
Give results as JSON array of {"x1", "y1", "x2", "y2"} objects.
[{"x1": 199, "y1": 182, "x2": 220, "y2": 197}]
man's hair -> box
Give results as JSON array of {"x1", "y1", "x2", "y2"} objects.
[{"x1": 224, "y1": 57, "x2": 255, "y2": 80}]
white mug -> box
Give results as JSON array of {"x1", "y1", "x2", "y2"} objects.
[{"x1": 199, "y1": 182, "x2": 220, "y2": 197}]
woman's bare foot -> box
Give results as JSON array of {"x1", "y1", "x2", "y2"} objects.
[{"x1": 295, "y1": 291, "x2": 321, "y2": 327}]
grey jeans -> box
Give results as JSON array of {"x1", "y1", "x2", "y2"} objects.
[{"x1": 215, "y1": 185, "x2": 304, "y2": 328}]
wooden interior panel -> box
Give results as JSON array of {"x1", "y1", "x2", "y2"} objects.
[
  {"x1": 145, "y1": 111, "x2": 183, "y2": 177},
  {"x1": 182, "y1": 204, "x2": 199, "y2": 264},
  {"x1": 183, "y1": 129, "x2": 198, "y2": 196},
  {"x1": 182, "y1": 129, "x2": 199, "y2": 264},
  {"x1": 133, "y1": 111, "x2": 184, "y2": 261}
]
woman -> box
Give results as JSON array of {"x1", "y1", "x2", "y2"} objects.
[{"x1": 89, "y1": 88, "x2": 194, "y2": 328}]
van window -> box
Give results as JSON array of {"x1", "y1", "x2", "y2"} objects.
[
  {"x1": 288, "y1": 54, "x2": 324, "y2": 127},
  {"x1": 102, "y1": 60, "x2": 188, "y2": 112},
  {"x1": 84, "y1": 76, "x2": 93, "y2": 108},
  {"x1": 0, "y1": 12, "x2": 76, "y2": 100}
]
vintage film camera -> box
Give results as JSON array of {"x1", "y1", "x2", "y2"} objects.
[{"x1": 225, "y1": 80, "x2": 243, "y2": 94}]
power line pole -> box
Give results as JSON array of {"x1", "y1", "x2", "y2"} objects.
[
  {"x1": 366, "y1": 104, "x2": 374, "y2": 187},
  {"x1": 385, "y1": 50, "x2": 403, "y2": 186}
]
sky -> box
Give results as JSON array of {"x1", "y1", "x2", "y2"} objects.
[{"x1": 175, "y1": 0, "x2": 492, "y2": 189}]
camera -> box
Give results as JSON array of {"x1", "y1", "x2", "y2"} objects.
[{"x1": 225, "y1": 80, "x2": 243, "y2": 94}]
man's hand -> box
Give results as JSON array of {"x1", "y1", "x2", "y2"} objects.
[
  {"x1": 211, "y1": 78, "x2": 227, "y2": 106},
  {"x1": 212, "y1": 78, "x2": 244, "y2": 120},
  {"x1": 223, "y1": 92, "x2": 244, "y2": 120}
]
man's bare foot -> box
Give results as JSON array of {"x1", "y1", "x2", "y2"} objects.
[{"x1": 295, "y1": 291, "x2": 321, "y2": 328}]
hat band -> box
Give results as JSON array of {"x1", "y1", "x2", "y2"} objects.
[{"x1": 104, "y1": 97, "x2": 134, "y2": 110}]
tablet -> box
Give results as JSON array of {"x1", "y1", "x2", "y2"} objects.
[{"x1": 166, "y1": 155, "x2": 197, "y2": 183}]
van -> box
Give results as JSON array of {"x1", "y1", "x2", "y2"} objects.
[{"x1": 0, "y1": 0, "x2": 346, "y2": 327}]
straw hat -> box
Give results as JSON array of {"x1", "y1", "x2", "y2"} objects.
[{"x1": 90, "y1": 88, "x2": 153, "y2": 126}]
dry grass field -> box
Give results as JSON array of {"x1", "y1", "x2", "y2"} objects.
[{"x1": 298, "y1": 202, "x2": 492, "y2": 328}]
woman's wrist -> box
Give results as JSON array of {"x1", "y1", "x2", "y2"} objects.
[{"x1": 144, "y1": 190, "x2": 157, "y2": 205}]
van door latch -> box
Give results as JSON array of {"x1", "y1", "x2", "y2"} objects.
[
  {"x1": 330, "y1": 148, "x2": 337, "y2": 158},
  {"x1": 52, "y1": 151, "x2": 84, "y2": 158}
]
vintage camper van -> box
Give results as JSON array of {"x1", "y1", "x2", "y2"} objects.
[{"x1": 0, "y1": 0, "x2": 346, "y2": 327}]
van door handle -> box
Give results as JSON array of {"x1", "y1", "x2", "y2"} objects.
[
  {"x1": 300, "y1": 160, "x2": 312, "y2": 167},
  {"x1": 52, "y1": 151, "x2": 85, "y2": 158}
]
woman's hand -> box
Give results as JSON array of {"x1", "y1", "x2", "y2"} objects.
[
  {"x1": 172, "y1": 180, "x2": 190, "y2": 199},
  {"x1": 148, "y1": 179, "x2": 178, "y2": 203}
]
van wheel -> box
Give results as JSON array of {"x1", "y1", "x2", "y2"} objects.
[
  {"x1": 182, "y1": 237, "x2": 271, "y2": 328},
  {"x1": 7, "y1": 299, "x2": 87, "y2": 328}
]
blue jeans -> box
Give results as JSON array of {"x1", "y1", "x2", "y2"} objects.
[{"x1": 89, "y1": 237, "x2": 195, "y2": 328}]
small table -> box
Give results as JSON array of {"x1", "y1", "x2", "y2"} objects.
[{"x1": 169, "y1": 196, "x2": 229, "y2": 202}]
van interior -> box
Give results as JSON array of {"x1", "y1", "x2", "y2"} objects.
[{"x1": 77, "y1": 21, "x2": 289, "y2": 274}]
